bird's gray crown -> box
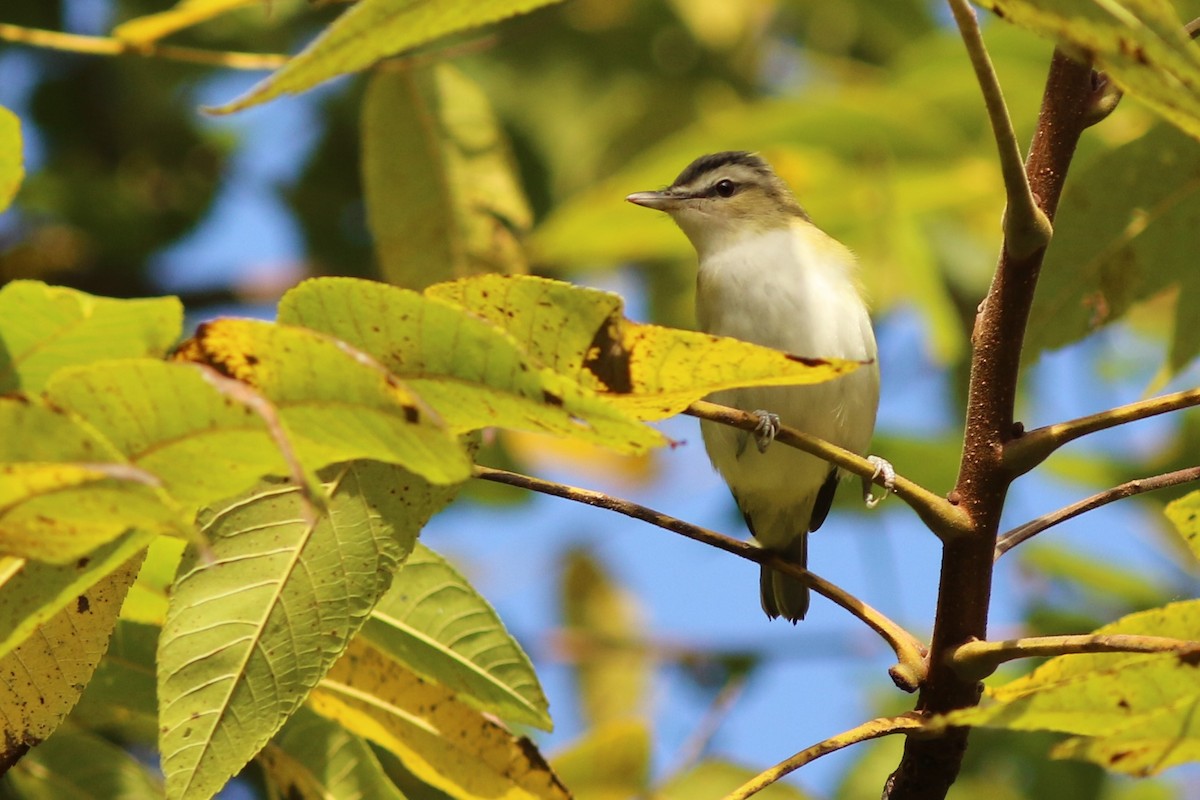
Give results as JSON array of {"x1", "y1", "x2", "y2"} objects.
[
  {"x1": 668, "y1": 150, "x2": 808, "y2": 220},
  {"x1": 670, "y1": 151, "x2": 771, "y2": 189}
]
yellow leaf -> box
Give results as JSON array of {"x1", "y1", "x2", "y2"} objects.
[
  {"x1": 112, "y1": 0, "x2": 265, "y2": 44},
  {"x1": 552, "y1": 719, "x2": 650, "y2": 800},
  {"x1": 428, "y1": 274, "x2": 862, "y2": 420},
  {"x1": 310, "y1": 637, "x2": 570, "y2": 800},
  {"x1": 363, "y1": 65, "x2": 530, "y2": 290},
  {"x1": 0, "y1": 105, "x2": 22, "y2": 214},
  {"x1": 1164, "y1": 489, "x2": 1200, "y2": 566}
]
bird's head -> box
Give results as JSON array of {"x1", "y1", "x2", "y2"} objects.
[{"x1": 626, "y1": 151, "x2": 809, "y2": 254}]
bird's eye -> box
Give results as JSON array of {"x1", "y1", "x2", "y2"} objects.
[{"x1": 714, "y1": 179, "x2": 736, "y2": 198}]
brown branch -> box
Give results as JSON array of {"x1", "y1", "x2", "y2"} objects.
[
  {"x1": 685, "y1": 401, "x2": 972, "y2": 541},
  {"x1": 0, "y1": 22, "x2": 289, "y2": 70},
  {"x1": 473, "y1": 465, "x2": 929, "y2": 691},
  {"x1": 946, "y1": 0, "x2": 1051, "y2": 258},
  {"x1": 995, "y1": 466, "x2": 1200, "y2": 559},
  {"x1": 722, "y1": 714, "x2": 927, "y2": 800},
  {"x1": 1004, "y1": 388, "x2": 1200, "y2": 476},
  {"x1": 948, "y1": 634, "x2": 1200, "y2": 681},
  {"x1": 885, "y1": 45, "x2": 1099, "y2": 800}
]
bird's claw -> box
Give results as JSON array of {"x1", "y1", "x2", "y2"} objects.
[
  {"x1": 752, "y1": 410, "x2": 780, "y2": 453},
  {"x1": 865, "y1": 455, "x2": 895, "y2": 509}
]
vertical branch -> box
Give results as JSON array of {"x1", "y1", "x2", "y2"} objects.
[{"x1": 884, "y1": 50, "x2": 1100, "y2": 800}]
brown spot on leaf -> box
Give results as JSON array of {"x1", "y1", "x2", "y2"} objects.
[
  {"x1": 76, "y1": 557, "x2": 90, "y2": 570},
  {"x1": 582, "y1": 314, "x2": 633, "y2": 393},
  {"x1": 403, "y1": 404, "x2": 420, "y2": 424},
  {"x1": 542, "y1": 390, "x2": 564, "y2": 407},
  {"x1": 76, "y1": 595, "x2": 89, "y2": 614},
  {"x1": 1178, "y1": 646, "x2": 1200, "y2": 667},
  {"x1": 785, "y1": 354, "x2": 832, "y2": 367}
]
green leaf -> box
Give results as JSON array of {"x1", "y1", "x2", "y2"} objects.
[
  {"x1": 551, "y1": 720, "x2": 650, "y2": 800},
  {"x1": 942, "y1": 600, "x2": 1200, "y2": 776},
  {"x1": 428, "y1": 274, "x2": 862, "y2": 420},
  {"x1": 976, "y1": 0, "x2": 1200, "y2": 140},
  {"x1": 1027, "y1": 124, "x2": 1200, "y2": 368},
  {"x1": 309, "y1": 637, "x2": 570, "y2": 800},
  {"x1": 278, "y1": 277, "x2": 665, "y2": 453},
  {"x1": 360, "y1": 542, "x2": 551, "y2": 731},
  {"x1": 656, "y1": 759, "x2": 817, "y2": 800},
  {"x1": 5, "y1": 723, "x2": 165, "y2": 800},
  {"x1": 210, "y1": 0, "x2": 568, "y2": 113},
  {"x1": 0, "y1": 557, "x2": 143, "y2": 768},
  {"x1": 1164, "y1": 490, "x2": 1200, "y2": 565},
  {"x1": 71, "y1": 620, "x2": 160, "y2": 743},
  {"x1": 156, "y1": 461, "x2": 433, "y2": 800},
  {"x1": 1021, "y1": 542, "x2": 1167, "y2": 610},
  {"x1": 260, "y1": 706, "x2": 407, "y2": 800},
  {"x1": 0, "y1": 533, "x2": 151, "y2": 662},
  {"x1": 0, "y1": 105, "x2": 22, "y2": 214},
  {"x1": 363, "y1": 65, "x2": 531, "y2": 291},
  {"x1": 174, "y1": 320, "x2": 473, "y2": 485},
  {"x1": 0, "y1": 397, "x2": 180, "y2": 563},
  {"x1": 112, "y1": 0, "x2": 266, "y2": 44},
  {"x1": 0, "y1": 281, "x2": 182, "y2": 393}
]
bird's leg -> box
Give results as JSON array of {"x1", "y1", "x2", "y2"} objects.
[
  {"x1": 864, "y1": 455, "x2": 895, "y2": 509},
  {"x1": 751, "y1": 410, "x2": 781, "y2": 453}
]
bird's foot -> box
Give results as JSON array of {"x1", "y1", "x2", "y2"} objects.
[
  {"x1": 864, "y1": 455, "x2": 895, "y2": 509},
  {"x1": 752, "y1": 410, "x2": 780, "y2": 453}
]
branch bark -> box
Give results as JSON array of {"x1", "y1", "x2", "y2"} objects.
[
  {"x1": 473, "y1": 465, "x2": 929, "y2": 690},
  {"x1": 948, "y1": 634, "x2": 1200, "y2": 681},
  {"x1": 884, "y1": 47, "x2": 1099, "y2": 800},
  {"x1": 995, "y1": 466, "x2": 1200, "y2": 558}
]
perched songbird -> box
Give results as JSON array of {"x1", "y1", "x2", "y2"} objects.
[{"x1": 627, "y1": 151, "x2": 889, "y2": 622}]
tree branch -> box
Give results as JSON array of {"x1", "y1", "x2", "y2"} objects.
[
  {"x1": 995, "y1": 466, "x2": 1200, "y2": 559},
  {"x1": 472, "y1": 465, "x2": 929, "y2": 691},
  {"x1": 886, "y1": 45, "x2": 1099, "y2": 800},
  {"x1": 685, "y1": 401, "x2": 972, "y2": 541},
  {"x1": 948, "y1": 634, "x2": 1200, "y2": 681},
  {"x1": 722, "y1": 714, "x2": 927, "y2": 800},
  {"x1": 946, "y1": 0, "x2": 1051, "y2": 258},
  {"x1": 0, "y1": 22, "x2": 289, "y2": 70},
  {"x1": 1004, "y1": 388, "x2": 1200, "y2": 477}
]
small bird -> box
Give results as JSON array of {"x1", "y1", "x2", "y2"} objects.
[{"x1": 627, "y1": 151, "x2": 888, "y2": 622}]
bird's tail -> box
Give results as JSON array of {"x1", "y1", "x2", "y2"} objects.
[{"x1": 759, "y1": 532, "x2": 810, "y2": 623}]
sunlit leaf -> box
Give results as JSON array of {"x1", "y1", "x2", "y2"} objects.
[
  {"x1": 309, "y1": 637, "x2": 570, "y2": 800},
  {"x1": 0, "y1": 105, "x2": 22, "y2": 214},
  {"x1": 259, "y1": 705, "x2": 407, "y2": 800},
  {"x1": 278, "y1": 277, "x2": 665, "y2": 453},
  {"x1": 428, "y1": 274, "x2": 862, "y2": 419},
  {"x1": 174, "y1": 319, "x2": 472, "y2": 484},
  {"x1": 0, "y1": 281, "x2": 182, "y2": 393},
  {"x1": 361, "y1": 542, "x2": 551, "y2": 730},
  {"x1": 942, "y1": 600, "x2": 1200, "y2": 776},
  {"x1": 210, "y1": 0, "x2": 569, "y2": 113},
  {"x1": 560, "y1": 549, "x2": 649, "y2": 728},
  {"x1": 551, "y1": 720, "x2": 650, "y2": 800},
  {"x1": 0, "y1": 533, "x2": 151, "y2": 662},
  {"x1": 5, "y1": 723, "x2": 164, "y2": 800},
  {"x1": 157, "y1": 461, "x2": 430, "y2": 800},
  {"x1": 113, "y1": 0, "x2": 266, "y2": 44},
  {"x1": 363, "y1": 65, "x2": 530, "y2": 290},
  {"x1": 976, "y1": 0, "x2": 1200, "y2": 139},
  {"x1": 0, "y1": 556, "x2": 143, "y2": 768},
  {"x1": 1164, "y1": 490, "x2": 1200, "y2": 565},
  {"x1": 1027, "y1": 124, "x2": 1200, "y2": 370},
  {"x1": 0, "y1": 397, "x2": 179, "y2": 563}
]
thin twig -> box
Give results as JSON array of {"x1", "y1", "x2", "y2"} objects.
[
  {"x1": 672, "y1": 672, "x2": 748, "y2": 772},
  {"x1": 473, "y1": 465, "x2": 929, "y2": 690},
  {"x1": 0, "y1": 22, "x2": 289, "y2": 70},
  {"x1": 685, "y1": 401, "x2": 972, "y2": 541},
  {"x1": 1005, "y1": 387, "x2": 1200, "y2": 477},
  {"x1": 948, "y1": 634, "x2": 1200, "y2": 681},
  {"x1": 946, "y1": 0, "x2": 1051, "y2": 258},
  {"x1": 995, "y1": 466, "x2": 1200, "y2": 559},
  {"x1": 722, "y1": 714, "x2": 927, "y2": 800}
]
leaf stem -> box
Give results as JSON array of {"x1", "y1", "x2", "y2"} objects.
[
  {"x1": 685, "y1": 401, "x2": 971, "y2": 541},
  {"x1": 995, "y1": 466, "x2": 1200, "y2": 559},
  {"x1": 948, "y1": 634, "x2": 1200, "y2": 681},
  {"x1": 472, "y1": 465, "x2": 929, "y2": 691},
  {"x1": 946, "y1": 0, "x2": 1051, "y2": 258},
  {"x1": 1004, "y1": 387, "x2": 1200, "y2": 476},
  {"x1": 721, "y1": 714, "x2": 927, "y2": 800},
  {"x1": 0, "y1": 22, "x2": 289, "y2": 70}
]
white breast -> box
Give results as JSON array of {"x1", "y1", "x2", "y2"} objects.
[{"x1": 694, "y1": 223, "x2": 879, "y2": 547}]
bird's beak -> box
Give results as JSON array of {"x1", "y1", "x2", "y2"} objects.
[{"x1": 626, "y1": 190, "x2": 680, "y2": 211}]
